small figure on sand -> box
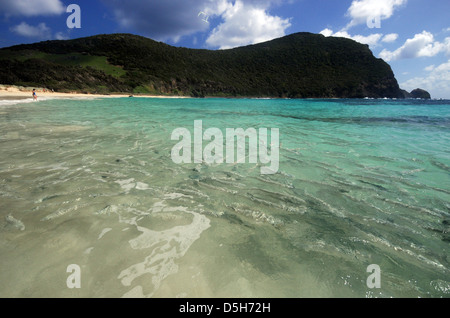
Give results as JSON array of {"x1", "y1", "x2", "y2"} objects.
[{"x1": 33, "y1": 89, "x2": 38, "y2": 101}]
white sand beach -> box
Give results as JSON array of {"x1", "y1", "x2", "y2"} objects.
[{"x1": 0, "y1": 85, "x2": 190, "y2": 100}]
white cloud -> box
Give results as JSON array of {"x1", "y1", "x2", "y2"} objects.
[
  {"x1": 445, "y1": 37, "x2": 450, "y2": 55},
  {"x1": 320, "y1": 28, "x2": 333, "y2": 37},
  {"x1": 345, "y1": 0, "x2": 408, "y2": 30},
  {"x1": 102, "y1": 0, "x2": 290, "y2": 47},
  {"x1": 55, "y1": 32, "x2": 70, "y2": 40},
  {"x1": 424, "y1": 65, "x2": 435, "y2": 72},
  {"x1": 350, "y1": 33, "x2": 383, "y2": 46},
  {"x1": 10, "y1": 22, "x2": 52, "y2": 39},
  {"x1": 382, "y1": 33, "x2": 398, "y2": 43},
  {"x1": 0, "y1": 0, "x2": 64, "y2": 17},
  {"x1": 379, "y1": 31, "x2": 449, "y2": 61},
  {"x1": 319, "y1": 1, "x2": 404, "y2": 51},
  {"x1": 206, "y1": 0, "x2": 291, "y2": 49},
  {"x1": 401, "y1": 59, "x2": 450, "y2": 99},
  {"x1": 320, "y1": 28, "x2": 382, "y2": 47}
]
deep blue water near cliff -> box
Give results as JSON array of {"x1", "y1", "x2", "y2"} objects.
[{"x1": 0, "y1": 97, "x2": 448, "y2": 297}]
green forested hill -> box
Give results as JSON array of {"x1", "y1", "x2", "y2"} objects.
[{"x1": 0, "y1": 32, "x2": 404, "y2": 98}]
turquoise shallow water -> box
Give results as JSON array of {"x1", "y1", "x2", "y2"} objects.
[{"x1": 0, "y1": 97, "x2": 449, "y2": 297}]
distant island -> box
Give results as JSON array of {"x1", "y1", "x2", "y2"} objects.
[
  {"x1": 0, "y1": 32, "x2": 430, "y2": 99},
  {"x1": 400, "y1": 88, "x2": 432, "y2": 100}
]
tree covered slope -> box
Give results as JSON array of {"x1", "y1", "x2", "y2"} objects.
[{"x1": 0, "y1": 32, "x2": 404, "y2": 98}]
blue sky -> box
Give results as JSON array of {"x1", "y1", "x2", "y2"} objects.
[{"x1": 1, "y1": 0, "x2": 449, "y2": 98}]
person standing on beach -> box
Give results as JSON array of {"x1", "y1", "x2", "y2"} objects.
[{"x1": 33, "y1": 89, "x2": 37, "y2": 101}]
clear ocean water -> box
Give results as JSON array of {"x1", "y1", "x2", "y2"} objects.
[{"x1": 0, "y1": 97, "x2": 449, "y2": 298}]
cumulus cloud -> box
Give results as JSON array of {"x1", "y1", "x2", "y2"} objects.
[
  {"x1": 320, "y1": 1, "x2": 404, "y2": 50},
  {"x1": 401, "y1": 59, "x2": 450, "y2": 99},
  {"x1": 345, "y1": 0, "x2": 408, "y2": 30},
  {"x1": 0, "y1": 0, "x2": 65, "y2": 17},
  {"x1": 379, "y1": 31, "x2": 449, "y2": 61},
  {"x1": 10, "y1": 22, "x2": 52, "y2": 39},
  {"x1": 206, "y1": 0, "x2": 291, "y2": 49},
  {"x1": 102, "y1": 0, "x2": 290, "y2": 47},
  {"x1": 320, "y1": 28, "x2": 382, "y2": 47},
  {"x1": 382, "y1": 33, "x2": 398, "y2": 43},
  {"x1": 320, "y1": 28, "x2": 333, "y2": 37}
]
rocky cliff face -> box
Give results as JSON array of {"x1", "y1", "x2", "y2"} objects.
[{"x1": 0, "y1": 33, "x2": 409, "y2": 98}]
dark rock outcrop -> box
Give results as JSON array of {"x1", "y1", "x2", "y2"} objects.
[
  {"x1": 410, "y1": 88, "x2": 431, "y2": 99},
  {"x1": 399, "y1": 89, "x2": 412, "y2": 99}
]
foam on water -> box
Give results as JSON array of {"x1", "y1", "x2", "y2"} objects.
[
  {"x1": 4, "y1": 214, "x2": 25, "y2": 231},
  {"x1": 98, "y1": 228, "x2": 112, "y2": 240},
  {"x1": 0, "y1": 98, "x2": 36, "y2": 106},
  {"x1": 118, "y1": 210, "x2": 210, "y2": 297}
]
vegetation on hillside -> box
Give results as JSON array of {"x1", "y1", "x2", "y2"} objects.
[{"x1": 0, "y1": 33, "x2": 404, "y2": 98}]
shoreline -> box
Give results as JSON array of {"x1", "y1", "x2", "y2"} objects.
[
  {"x1": 0, "y1": 86, "x2": 191, "y2": 101},
  {"x1": 1, "y1": 87, "x2": 446, "y2": 102}
]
